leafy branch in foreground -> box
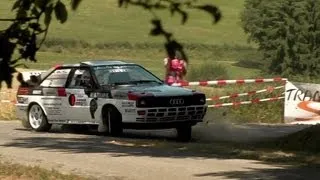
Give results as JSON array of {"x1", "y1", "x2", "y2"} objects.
[{"x1": 0, "y1": 0, "x2": 221, "y2": 88}]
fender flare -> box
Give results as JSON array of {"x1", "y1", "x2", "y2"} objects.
[{"x1": 28, "y1": 101, "x2": 47, "y2": 115}]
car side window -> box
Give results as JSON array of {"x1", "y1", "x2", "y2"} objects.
[
  {"x1": 68, "y1": 68, "x2": 94, "y2": 89},
  {"x1": 40, "y1": 69, "x2": 71, "y2": 87}
]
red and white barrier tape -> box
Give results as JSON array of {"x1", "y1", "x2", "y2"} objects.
[
  {"x1": 208, "y1": 96, "x2": 285, "y2": 108},
  {"x1": 206, "y1": 86, "x2": 284, "y2": 101},
  {"x1": 171, "y1": 77, "x2": 288, "y2": 87}
]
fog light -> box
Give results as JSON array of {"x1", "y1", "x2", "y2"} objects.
[{"x1": 137, "y1": 110, "x2": 146, "y2": 116}]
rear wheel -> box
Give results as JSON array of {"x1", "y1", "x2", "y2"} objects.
[
  {"x1": 104, "y1": 106, "x2": 123, "y2": 136},
  {"x1": 176, "y1": 126, "x2": 192, "y2": 142},
  {"x1": 28, "y1": 104, "x2": 51, "y2": 132}
]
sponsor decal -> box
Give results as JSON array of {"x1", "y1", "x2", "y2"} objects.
[
  {"x1": 111, "y1": 91, "x2": 127, "y2": 98},
  {"x1": 122, "y1": 101, "x2": 135, "y2": 107},
  {"x1": 89, "y1": 99, "x2": 98, "y2": 119},
  {"x1": 75, "y1": 99, "x2": 87, "y2": 106},
  {"x1": 46, "y1": 107, "x2": 62, "y2": 115},
  {"x1": 109, "y1": 69, "x2": 128, "y2": 73},
  {"x1": 124, "y1": 109, "x2": 136, "y2": 113},
  {"x1": 43, "y1": 103, "x2": 62, "y2": 106},
  {"x1": 90, "y1": 92, "x2": 110, "y2": 98},
  {"x1": 41, "y1": 97, "x2": 62, "y2": 100},
  {"x1": 32, "y1": 90, "x2": 42, "y2": 95},
  {"x1": 41, "y1": 97, "x2": 62, "y2": 106},
  {"x1": 69, "y1": 94, "x2": 76, "y2": 106},
  {"x1": 42, "y1": 89, "x2": 58, "y2": 96},
  {"x1": 284, "y1": 81, "x2": 320, "y2": 124},
  {"x1": 67, "y1": 94, "x2": 87, "y2": 106}
]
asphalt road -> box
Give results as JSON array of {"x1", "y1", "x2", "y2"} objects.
[{"x1": 0, "y1": 120, "x2": 318, "y2": 180}]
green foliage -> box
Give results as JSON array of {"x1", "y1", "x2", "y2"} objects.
[
  {"x1": 241, "y1": 0, "x2": 320, "y2": 78},
  {"x1": 0, "y1": 0, "x2": 76, "y2": 88},
  {"x1": 187, "y1": 61, "x2": 229, "y2": 81}
]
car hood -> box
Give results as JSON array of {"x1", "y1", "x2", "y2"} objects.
[{"x1": 110, "y1": 84, "x2": 194, "y2": 99}]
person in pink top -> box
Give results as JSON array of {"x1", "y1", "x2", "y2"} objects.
[{"x1": 163, "y1": 51, "x2": 187, "y2": 85}]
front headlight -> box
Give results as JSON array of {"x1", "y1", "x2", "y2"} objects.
[
  {"x1": 199, "y1": 97, "x2": 205, "y2": 104},
  {"x1": 139, "y1": 100, "x2": 146, "y2": 106}
]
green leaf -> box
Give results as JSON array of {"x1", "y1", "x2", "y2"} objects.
[
  {"x1": 44, "y1": 6, "x2": 53, "y2": 27},
  {"x1": 195, "y1": 5, "x2": 222, "y2": 24},
  {"x1": 71, "y1": 0, "x2": 82, "y2": 10},
  {"x1": 11, "y1": 0, "x2": 21, "y2": 11},
  {"x1": 34, "y1": 0, "x2": 46, "y2": 8},
  {"x1": 31, "y1": 7, "x2": 40, "y2": 16},
  {"x1": 29, "y1": 23, "x2": 42, "y2": 32},
  {"x1": 16, "y1": 9, "x2": 27, "y2": 19},
  {"x1": 54, "y1": 1, "x2": 68, "y2": 23}
]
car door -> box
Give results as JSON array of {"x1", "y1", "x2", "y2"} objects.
[
  {"x1": 65, "y1": 67, "x2": 97, "y2": 124},
  {"x1": 39, "y1": 68, "x2": 72, "y2": 123}
]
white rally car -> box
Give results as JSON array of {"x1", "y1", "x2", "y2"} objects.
[{"x1": 16, "y1": 60, "x2": 207, "y2": 141}]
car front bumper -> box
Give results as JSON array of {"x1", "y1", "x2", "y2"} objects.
[{"x1": 121, "y1": 105, "x2": 207, "y2": 129}]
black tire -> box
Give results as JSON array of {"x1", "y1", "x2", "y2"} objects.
[
  {"x1": 104, "y1": 106, "x2": 123, "y2": 136},
  {"x1": 28, "y1": 104, "x2": 52, "y2": 132},
  {"x1": 176, "y1": 126, "x2": 192, "y2": 142}
]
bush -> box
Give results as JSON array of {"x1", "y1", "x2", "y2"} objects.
[
  {"x1": 241, "y1": 0, "x2": 320, "y2": 78},
  {"x1": 186, "y1": 62, "x2": 229, "y2": 81}
]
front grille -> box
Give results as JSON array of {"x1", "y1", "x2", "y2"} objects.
[
  {"x1": 136, "y1": 106, "x2": 206, "y2": 123},
  {"x1": 137, "y1": 94, "x2": 206, "y2": 108}
]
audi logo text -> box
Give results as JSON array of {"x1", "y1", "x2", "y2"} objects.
[{"x1": 169, "y1": 98, "x2": 185, "y2": 105}]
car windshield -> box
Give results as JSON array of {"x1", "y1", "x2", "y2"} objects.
[{"x1": 93, "y1": 65, "x2": 163, "y2": 86}]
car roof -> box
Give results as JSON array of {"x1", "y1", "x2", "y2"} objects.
[{"x1": 79, "y1": 59, "x2": 135, "y2": 66}]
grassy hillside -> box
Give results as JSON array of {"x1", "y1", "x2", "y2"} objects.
[
  {"x1": 0, "y1": 0, "x2": 260, "y2": 79},
  {"x1": 0, "y1": 0, "x2": 251, "y2": 46}
]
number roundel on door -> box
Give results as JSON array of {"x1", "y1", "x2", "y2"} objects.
[{"x1": 69, "y1": 94, "x2": 76, "y2": 106}]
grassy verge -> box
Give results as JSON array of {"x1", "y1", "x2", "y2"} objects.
[{"x1": 0, "y1": 157, "x2": 96, "y2": 180}]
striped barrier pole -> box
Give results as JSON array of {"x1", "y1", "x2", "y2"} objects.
[
  {"x1": 206, "y1": 85, "x2": 285, "y2": 101},
  {"x1": 208, "y1": 96, "x2": 285, "y2": 108},
  {"x1": 171, "y1": 77, "x2": 288, "y2": 87}
]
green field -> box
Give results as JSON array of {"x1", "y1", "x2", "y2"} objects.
[{"x1": 0, "y1": 0, "x2": 261, "y2": 79}]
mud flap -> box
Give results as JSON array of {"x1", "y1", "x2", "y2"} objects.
[{"x1": 98, "y1": 120, "x2": 108, "y2": 133}]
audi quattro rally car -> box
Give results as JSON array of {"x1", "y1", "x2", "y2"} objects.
[{"x1": 16, "y1": 60, "x2": 208, "y2": 141}]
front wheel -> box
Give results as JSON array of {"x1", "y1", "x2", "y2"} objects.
[
  {"x1": 104, "y1": 106, "x2": 123, "y2": 136},
  {"x1": 28, "y1": 104, "x2": 51, "y2": 132},
  {"x1": 176, "y1": 126, "x2": 192, "y2": 142}
]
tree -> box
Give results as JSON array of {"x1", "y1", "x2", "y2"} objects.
[
  {"x1": 0, "y1": 0, "x2": 222, "y2": 89},
  {"x1": 240, "y1": 0, "x2": 320, "y2": 78}
]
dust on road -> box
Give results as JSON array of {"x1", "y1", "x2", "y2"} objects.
[{"x1": 0, "y1": 120, "x2": 317, "y2": 180}]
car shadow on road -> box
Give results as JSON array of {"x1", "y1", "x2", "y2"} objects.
[
  {"x1": 194, "y1": 164, "x2": 320, "y2": 180},
  {"x1": 4, "y1": 127, "x2": 320, "y2": 180},
  {"x1": 2, "y1": 123, "x2": 320, "y2": 179}
]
